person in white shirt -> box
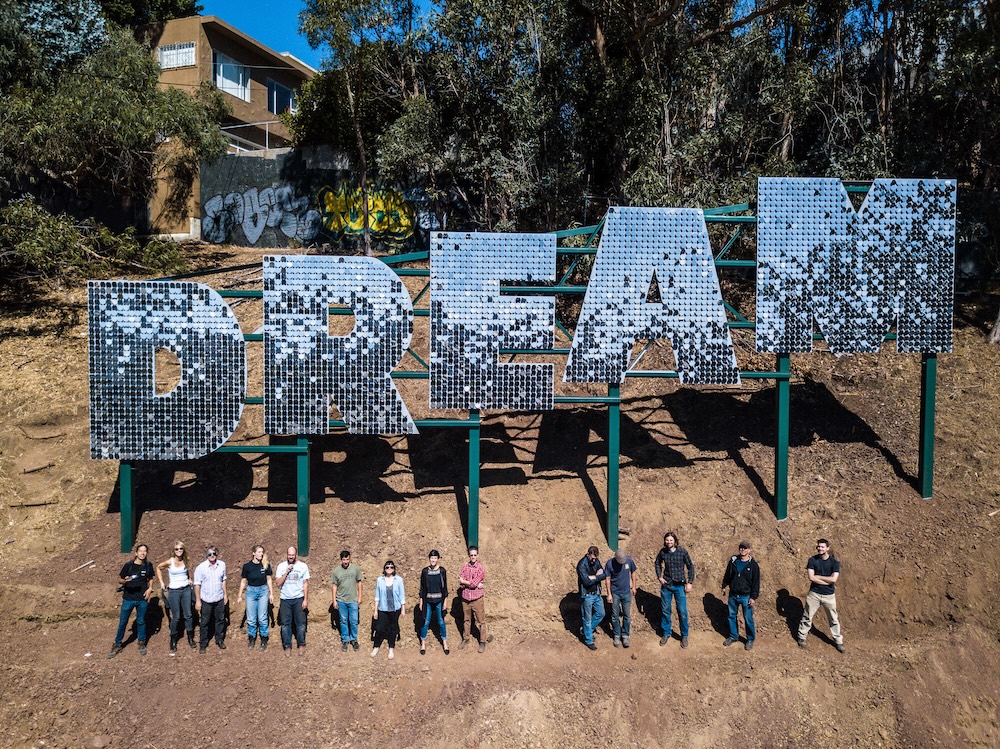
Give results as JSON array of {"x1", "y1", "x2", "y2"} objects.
[
  {"x1": 193, "y1": 545, "x2": 228, "y2": 653},
  {"x1": 274, "y1": 546, "x2": 310, "y2": 656}
]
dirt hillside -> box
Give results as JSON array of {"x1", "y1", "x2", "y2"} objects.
[{"x1": 0, "y1": 245, "x2": 998, "y2": 749}]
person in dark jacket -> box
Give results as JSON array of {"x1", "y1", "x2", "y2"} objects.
[
  {"x1": 417, "y1": 549, "x2": 449, "y2": 655},
  {"x1": 577, "y1": 545, "x2": 608, "y2": 650},
  {"x1": 720, "y1": 540, "x2": 761, "y2": 650}
]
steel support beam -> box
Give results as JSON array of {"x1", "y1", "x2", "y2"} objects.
[
  {"x1": 296, "y1": 437, "x2": 310, "y2": 554},
  {"x1": 607, "y1": 386, "x2": 621, "y2": 549},
  {"x1": 919, "y1": 353, "x2": 938, "y2": 499},
  {"x1": 775, "y1": 354, "x2": 791, "y2": 520},
  {"x1": 119, "y1": 462, "x2": 134, "y2": 552},
  {"x1": 467, "y1": 411, "x2": 481, "y2": 546}
]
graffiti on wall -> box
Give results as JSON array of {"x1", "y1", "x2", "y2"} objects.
[
  {"x1": 202, "y1": 185, "x2": 322, "y2": 245},
  {"x1": 318, "y1": 184, "x2": 416, "y2": 241}
]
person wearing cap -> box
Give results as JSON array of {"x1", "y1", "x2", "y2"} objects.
[
  {"x1": 330, "y1": 550, "x2": 364, "y2": 652},
  {"x1": 603, "y1": 547, "x2": 637, "y2": 648},
  {"x1": 193, "y1": 544, "x2": 228, "y2": 653},
  {"x1": 577, "y1": 545, "x2": 608, "y2": 650},
  {"x1": 721, "y1": 541, "x2": 761, "y2": 650},
  {"x1": 275, "y1": 546, "x2": 310, "y2": 655},
  {"x1": 655, "y1": 531, "x2": 695, "y2": 648},
  {"x1": 417, "y1": 549, "x2": 450, "y2": 655}
]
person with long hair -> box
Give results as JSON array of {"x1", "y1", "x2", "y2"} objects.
[
  {"x1": 156, "y1": 540, "x2": 195, "y2": 654},
  {"x1": 371, "y1": 559, "x2": 405, "y2": 660},
  {"x1": 237, "y1": 544, "x2": 273, "y2": 650},
  {"x1": 107, "y1": 542, "x2": 154, "y2": 658}
]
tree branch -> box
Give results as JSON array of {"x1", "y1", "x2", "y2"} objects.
[{"x1": 678, "y1": 0, "x2": 799, "y2": 52}]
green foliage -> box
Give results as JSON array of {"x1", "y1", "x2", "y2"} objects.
[
  {"x1": 0, "y1": 196, "x2": 185, "y2": 284},
  {"x1": 292, "y1": 0, "x2": 997, "y2": 260},
  {"x1": 21, "y1": 0, "x2": 107, "y2": 72},
  {"x1": 98, "y1": 0, "x2": 201, "y2": 27},
  {"x1": 0, "y1": 20, "x2": 228, "y2": 231}
]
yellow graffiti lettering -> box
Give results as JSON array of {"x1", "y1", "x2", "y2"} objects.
[{"x1": 317, "y1": 184, "x2": 415, "y2": 241}]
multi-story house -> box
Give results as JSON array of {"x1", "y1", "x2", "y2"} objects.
[{"x1": 145, "y1": 15, "x2": 315, "y2": 236}]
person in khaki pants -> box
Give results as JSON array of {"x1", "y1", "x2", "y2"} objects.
[
  {"x1": 458, "y1": 546, "x2": 487, "y2": 652},
  {"x1": 798, "y1": 538, "x2": 846, "y2": 652}
]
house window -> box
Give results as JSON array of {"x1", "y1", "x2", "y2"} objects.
[
  {"x1": 158, "y1": 41, "x2": 195, "y2": 69},
  {"x1": 267, "y1": 79, "x2": 296, "y2": 114},
  {"x1": 213, "y1": 50, "x2": 250, "y2": 102}
]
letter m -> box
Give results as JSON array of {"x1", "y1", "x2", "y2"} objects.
[{"x1": 755, "y1": 178, "x2": 955, "y2": 354}]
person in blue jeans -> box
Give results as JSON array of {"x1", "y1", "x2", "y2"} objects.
[
  {"x1": 107, "y1": 542, "x2": 154, "y2": 658},
  {"x1": 330, "y1": 549, "x2": 364, "y2": 652},
  {"x1": 577, "y1": 545, "x2": 608, "y2": 650},
  {"x1": 721, "y1": 540, "x2": 761, "y2": 651},
  {"x1": 417, "y1": 549, "x2": 450, "y2": 655},
  {"x1": 654, "y1": 531, "x2": 696, "y2": 648},
  {"x1": 603, "y1": 548, "x2": 637, "y2": 648},
  {"x1": 238, "y1": 545, "x2": 274, "y2": 650}
]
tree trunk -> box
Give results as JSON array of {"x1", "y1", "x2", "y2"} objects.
[
  {"x1": 344, "y1": 69, "x2": 372, "y2": 256},
  {"x1": 989, "y1": 305, "x2": 1000, "y2": 344}
]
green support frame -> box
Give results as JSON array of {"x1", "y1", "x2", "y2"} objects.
[
  {"x1": 919, "y1": 353, "x2": 937, "y2": 498},
  {"x1": 607, "y1": 386, "x2": 621, "y2": 549},
  {"x1": 468, "y1": 411, "x2": 481, "y2": 546},
  {"x1": 775, "y1": 354, "x2": 791, "y2": 520}
]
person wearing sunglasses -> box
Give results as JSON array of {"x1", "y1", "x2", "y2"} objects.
[
  {"x1": 194, "y1": 545, "x2": 228, "y2": 654},
  {"x1": 371, "y1": 560, "x2": 405, "y2": 659},
  {"x1": 156, "y1": 540, "x2": 195, "y2": 654}
]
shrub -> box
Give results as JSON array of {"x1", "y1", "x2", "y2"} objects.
[{"x1": 0, "y1": 196, "x2": 186, "y2": 285}]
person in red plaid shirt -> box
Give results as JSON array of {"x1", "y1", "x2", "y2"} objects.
[{"x1": 458, "y1": 546, "x2": 488, "y2": 652}]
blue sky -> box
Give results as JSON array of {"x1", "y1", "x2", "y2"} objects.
[{"x1": 200, "y1": 1, "x2": 326, "y2": 70}]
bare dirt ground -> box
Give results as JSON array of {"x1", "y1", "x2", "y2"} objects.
[{"x1": 0, "y1": 245, "x2": 998, "y2": 749}]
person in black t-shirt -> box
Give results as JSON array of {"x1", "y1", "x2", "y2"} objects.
[
  {"x1": 107, "y1": 542, "x2": 155, "y2": 658},
  {"x1": 797, "y1": 538, "x2": 845, "y2": 652},
  {"x1": 237, "y1": 545, "x2": 274, "y2": 650}
]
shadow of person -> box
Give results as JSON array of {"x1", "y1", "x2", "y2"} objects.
[
  {"x1": 776, "y1": 588, "x2": 804, "y2": 641},
  {"x1": 558, "y1": 592, "x2": 583, "y2": 642},
  {"x1": 410, "y1": 603, "x2": 423, "y2": 638},
  {"x1": 146, "y1": 595, "x2": 165, "y2": 638},
  {"x1": 703, "y1": 592, "x2": 731, "y2": 637},
  {"x1": 634, "y1": 587, "x2": 662, "y2": 634}
]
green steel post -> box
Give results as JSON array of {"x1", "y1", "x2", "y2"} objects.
[
  {"x1": 468, "y1": 411, "x2": 481, "y2": 546},
  {"x1": 919, "y1": 353, "x2": 937, "y2": 499},
  {"x1": 296, "y1": 437, "x2": 310, "y2": 555},
  {"x1": 775, "y1": 354, "x2": 791, "y2": 520},
  {"x1": 119, "y1": 462, "x2": 134, "y2": 552},
  {"x1": 607, "y1": 386, "x2": 621, "y2": 550}
]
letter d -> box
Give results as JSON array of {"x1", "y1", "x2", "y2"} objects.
[{"x1": 88, "y1": 281, "x2": 246, "y2": 460}]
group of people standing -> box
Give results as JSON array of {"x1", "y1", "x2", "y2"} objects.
[
  {"x1": 576, "y1": 532, "x2": 845, "y2": 653},
  {"x1": 107, "y1": 541, "x2": 311, "y2": 657},
  {"x1": 107, "y1": 543, "x2": 492, "y2": 660},
  {"x1": 107, "y1": 533, "x2": 845, "y2": 658},
  {"x1": 328, "y1": 546, "x2": 490, "y2": 659}
]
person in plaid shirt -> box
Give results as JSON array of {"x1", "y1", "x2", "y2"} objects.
[
  {"x1": 654, "y1": 531, "x2": 695, "y2": 648},
  {"x1": 458, "y1": 546, "x2": 488, "y2": 652}
]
